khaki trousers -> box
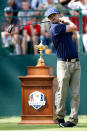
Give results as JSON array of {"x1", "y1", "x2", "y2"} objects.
[{"x1": 56, "y1": 60, "x2": 81, "y2": 124}]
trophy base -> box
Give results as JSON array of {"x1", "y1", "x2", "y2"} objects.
[{"x1": 36, "y1": 57, "x2": 45, "y2": 66}]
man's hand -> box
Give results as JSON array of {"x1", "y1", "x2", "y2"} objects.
[{"x1": 59, "y1": 17, "x2": 70, "y2": 24}]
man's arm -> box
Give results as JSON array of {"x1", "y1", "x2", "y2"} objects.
[{"x1": 59, "y1": 17, "x2": 77, "y2": 32}]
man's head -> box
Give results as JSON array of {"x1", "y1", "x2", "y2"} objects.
[
  {"x1": 4, "y1": 6, "x2": 13, "y2": 21},
  {"x1": 45, "y1": 8, "x2": 60, "y2": 23}
]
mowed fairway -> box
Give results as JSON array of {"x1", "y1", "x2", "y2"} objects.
[{"x1": 0, "y1": 115, "x2": 87, "y2": 131}]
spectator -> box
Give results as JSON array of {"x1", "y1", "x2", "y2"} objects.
[
  {"x1": 31, "y1": 0, "x2": 47, "y2": 9},
  {"x1": 58, "y1": 0, "x2": 71, "y2": 15},
  {"x1": 15, "y1": 0, "x2": 31, "y2": 8},
  {"x1": 68, "y1": 0, "x2": 87, "y2": 15},
  {"x1": 70, "y1": 10, "x2": 87, "y2": 52},
  {"x1": 7, "y1": 0, "x2": 20, "y2": 16},
  {"x1": 59, "y1": 0, "x2": 71, "y2": 8},
  {"x1": 18, "y1": 0, "x2": 34, "y2": 31},
  {"x1": 38, "y1": 0, "x2": 56, "y2": 9},
  {"x1": 31, "y1": 0, "x2": 58, "y2": 9},
  {"x1": 1, "y1": 6, "x2": 22, "y2": 55},
  {"x1": 22, "y1": 16, "x2": 41, "y2": 55}
]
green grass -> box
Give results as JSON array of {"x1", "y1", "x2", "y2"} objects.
[{"x1": 0, "y1": 116, "x2": 87, "y2": 131}]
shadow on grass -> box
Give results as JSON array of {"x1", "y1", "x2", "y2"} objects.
[{"x1": 78, "y1": 123, "x2": 87, "y2": 128}]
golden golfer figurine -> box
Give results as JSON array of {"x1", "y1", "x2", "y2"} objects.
[{"x1": 36, "y1": 40, "x2": 47, "y2": 66}]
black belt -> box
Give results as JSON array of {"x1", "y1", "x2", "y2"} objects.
[{"x1": 58, "y1": 58, "x2": 79, "y2": 62}]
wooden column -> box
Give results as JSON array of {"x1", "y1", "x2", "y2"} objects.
[{"x1": 18, "y1": 66, "x2": 55, "y2": 124}]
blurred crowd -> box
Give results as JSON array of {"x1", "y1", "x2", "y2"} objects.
[{"x1": 1, "y1": 0, "x2": 87, "y2": 55}]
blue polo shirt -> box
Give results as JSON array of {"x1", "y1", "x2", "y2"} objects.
[{"x1": 50, "y1": 23, "x2": 78, "y2": 59}]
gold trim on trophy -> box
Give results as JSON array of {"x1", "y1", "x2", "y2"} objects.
[{"x1": 36, "y1": 40, "x2": 47, "y2": 66}]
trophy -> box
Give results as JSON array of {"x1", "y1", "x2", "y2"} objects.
[{"x1": 36, "y1": 40, "x2": 47, "y2": 66}]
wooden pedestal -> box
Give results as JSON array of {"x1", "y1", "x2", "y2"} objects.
[{"x1": 18, "y1": 66, "x2": 55, "y2": 124}]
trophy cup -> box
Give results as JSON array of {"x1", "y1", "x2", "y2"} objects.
[{"x1": 36, "y1": 40, "x2": 47, "y2": 66}]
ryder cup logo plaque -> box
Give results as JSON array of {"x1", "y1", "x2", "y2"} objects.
[{"x1": 28, "y1": 91, "x2": 46, "y2": 110}]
